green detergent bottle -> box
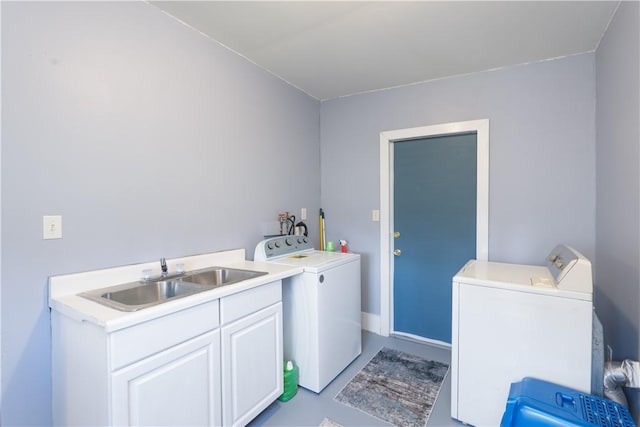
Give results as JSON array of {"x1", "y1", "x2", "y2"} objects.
[{"x1": 278, "y1": 360, "x2": 298, "y2": 402}]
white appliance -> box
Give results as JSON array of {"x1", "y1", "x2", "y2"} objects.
[
  {"x1": 451, "y1": 244, "x2": 594, "y2": 427},
  {"x1": 254, "y1": 235, "x2": 361, "y2": 393}
]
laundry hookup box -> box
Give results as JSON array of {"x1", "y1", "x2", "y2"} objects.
[{"x1": 500, "y1": 377, "x2": 636, "y2": 427}]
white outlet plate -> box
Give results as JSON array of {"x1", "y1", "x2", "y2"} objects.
[
  {"x1": 372, "y1": 210, "x2": 380, "y2": 222},
  {"x1": 43, "y1": 215, "x2": 62, "y2": 239},
  {"x1": 301, "y1": 208, "x2": 307, "y2": 221}
]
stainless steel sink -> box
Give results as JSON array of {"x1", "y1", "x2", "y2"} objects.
[
  {"x1": 79, "y1": 266, "x2": 268, "y2": 311},
  {"x1": 80, "y1": 279, "x2": 207, "y2": 312},
  {"x1": 181, "y1": 266, "x2": 267, "y2": 287}
]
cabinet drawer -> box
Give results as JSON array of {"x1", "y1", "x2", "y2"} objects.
[
  {"x1": 110, "y1": 299, "x2": 220, "y2": 370},
  {"x1": 220, "y1": 281, "x2": 281, "y2": 324}
]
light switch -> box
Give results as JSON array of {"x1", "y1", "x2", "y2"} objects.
[
  {"x1": 372, "y1": 210, "x2": 380, "y2": 222},
  {"x1": 43, "y1": 215, "x2": 62, "y2": 239},
  {"x1": 301, "y1": 208, "x2": 307, "y2": 221}
]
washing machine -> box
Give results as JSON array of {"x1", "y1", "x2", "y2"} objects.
[
  {"x1": 254, "y1": 235, "x2": 361, "y2": 393},
  {"x1": 451, "y1": 244, "x2": 594, "y2": 427}
]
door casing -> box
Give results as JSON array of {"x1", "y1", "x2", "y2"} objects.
[{"x1": 379, "y1": 119, "x2": 489, "y2": 338}]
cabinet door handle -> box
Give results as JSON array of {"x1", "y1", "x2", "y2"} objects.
[{"x1": 394, "y1": 249, "x2": 402, "y2": 256}]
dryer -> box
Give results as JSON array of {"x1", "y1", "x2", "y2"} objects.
[
  {"x1": 451, "y1": 244, "x2": 594, "y2": 426},
  {"x1": 254, "y1": 235, "x2": 361, "y2": 393}
]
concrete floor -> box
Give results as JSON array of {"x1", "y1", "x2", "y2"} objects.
[{"x1": 249, "y1": 331, "x2": 465, "y2": 427}]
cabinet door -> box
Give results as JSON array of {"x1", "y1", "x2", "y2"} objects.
[
  {"x1": 221, "y1": 303, "x2": 283, "y2": 427},
  {"x1": 112, "y1": 330, "x2": 221, "y2": 426}
]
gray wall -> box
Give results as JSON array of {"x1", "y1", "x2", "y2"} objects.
[
  {"x1": 595, "y1": 1, "x2": 640, "y2": 419},
  {"x1": 1, "y1": 2, "x2": 320, "y2": 424},
  {"x1": 321, "y1": 54, "x2": 596, "y2": 315}
]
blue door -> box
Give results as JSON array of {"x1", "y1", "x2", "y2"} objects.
[{"x1": 393, "y1": 133, "x2": 477, "y2": 343}]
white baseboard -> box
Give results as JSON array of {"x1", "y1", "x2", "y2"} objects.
[
  {"x1": 361, "y1": 312, "x2": 382, "y2": 335},
  {"x1": 392, "y1": 331, "x2": 452, "y2": 349},
  {"x1": 360, "y1": 313, "x2": 451, "y2": 348}
]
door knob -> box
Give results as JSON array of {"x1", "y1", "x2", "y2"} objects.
[
  {"x1": 394, "y1": 249, "x2": 402, "y2": 256},
  {"x1": 394, "y1": 231, "x2": 400, "y2": 238}
]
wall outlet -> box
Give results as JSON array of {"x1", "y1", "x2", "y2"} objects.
[
  {"x1": 372, "y1": 209, "x2": 380, "y2": 222},
  {"x1": 43, "y1": 215, "x2": 62, "y2": 239},
  {"x1": 301, "y1": 208, "x2": 307, "y2": 221}
]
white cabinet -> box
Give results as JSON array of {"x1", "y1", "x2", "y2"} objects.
[
  {"x1": 51, "y1": 281, "x2": 284, "y2": 427},
  {"x1": 112, "y1": 330, "x2": 221, "y2": 426},
  {"x1": 52, "y1": 299, "x2": 221, "y2": 426},
  {"x1": 220, "y1": 281, "x2": 283, "y2": 427}
]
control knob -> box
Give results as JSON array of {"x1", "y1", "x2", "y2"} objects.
[{"x1": 285, "y1": 238, "x2": 292, "y2": 246}]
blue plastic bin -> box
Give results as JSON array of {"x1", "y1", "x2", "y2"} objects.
[{"x1": 500, "y1": 377, "x2": 635, "y2": 427}]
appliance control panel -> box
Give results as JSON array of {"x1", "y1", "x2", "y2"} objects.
[
  {"x1": 544, "y1": 244, "x2": 592, "y2": 293},
  {"x1": 254, "y1": 235, "x2": 313, "y2": 261}
]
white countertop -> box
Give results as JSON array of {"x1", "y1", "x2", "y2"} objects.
[{"x1": 49, "y1": 249, "x2": 303, "y2": 332}]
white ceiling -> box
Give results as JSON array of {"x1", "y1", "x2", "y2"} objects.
[{"x1": 150, "y1": 1, "x2": 619, "y2": 100}]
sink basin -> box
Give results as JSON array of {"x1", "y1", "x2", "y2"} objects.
[
  {"x1": 79, "y1": 267, "x2": 268, "y2": 311},
  {"x1": 80, "y1": 279, "x2": 207, "y2": 312},
  {"x1": 181, "y1": 267, "x2": 267, "y2": 287}
]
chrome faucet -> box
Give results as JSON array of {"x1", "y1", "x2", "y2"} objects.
[
  {"x1": 160, "y1": 258, "x2": 168, "y2": 276},
  {"x1": 141, "y1": 258, "x2": 185, "y2": 282}
]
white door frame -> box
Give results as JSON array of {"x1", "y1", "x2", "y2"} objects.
[{"x1": 379, "y1": 119, "x2": 489, "y2": 337}]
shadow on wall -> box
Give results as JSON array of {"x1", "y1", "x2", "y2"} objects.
[
  {"x1": 594, "y1": 284, "x2": 639, "y2": 359},
  {"x1": 2, "y1": 299, "x2": 52, "y2": 424},
  {"x1": 358, "y1": 251, "x2": 370, "y2": 313},
  {"x1": 594, "y1": 286, "x2": 640, "y2": 423},
  {"x1": 627, "y1": 389, "x2": 640, "y2": 425}
]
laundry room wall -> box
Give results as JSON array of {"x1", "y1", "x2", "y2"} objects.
[
  {"x1": 595, "y1": 1, "x2": 640, "y2": 419},
  {"x1": 1, "y1": 2, "x2": 320, "y2": 425},
  {"x1": 320, "y1": 53, "x2": 596, "y2": 324}
]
